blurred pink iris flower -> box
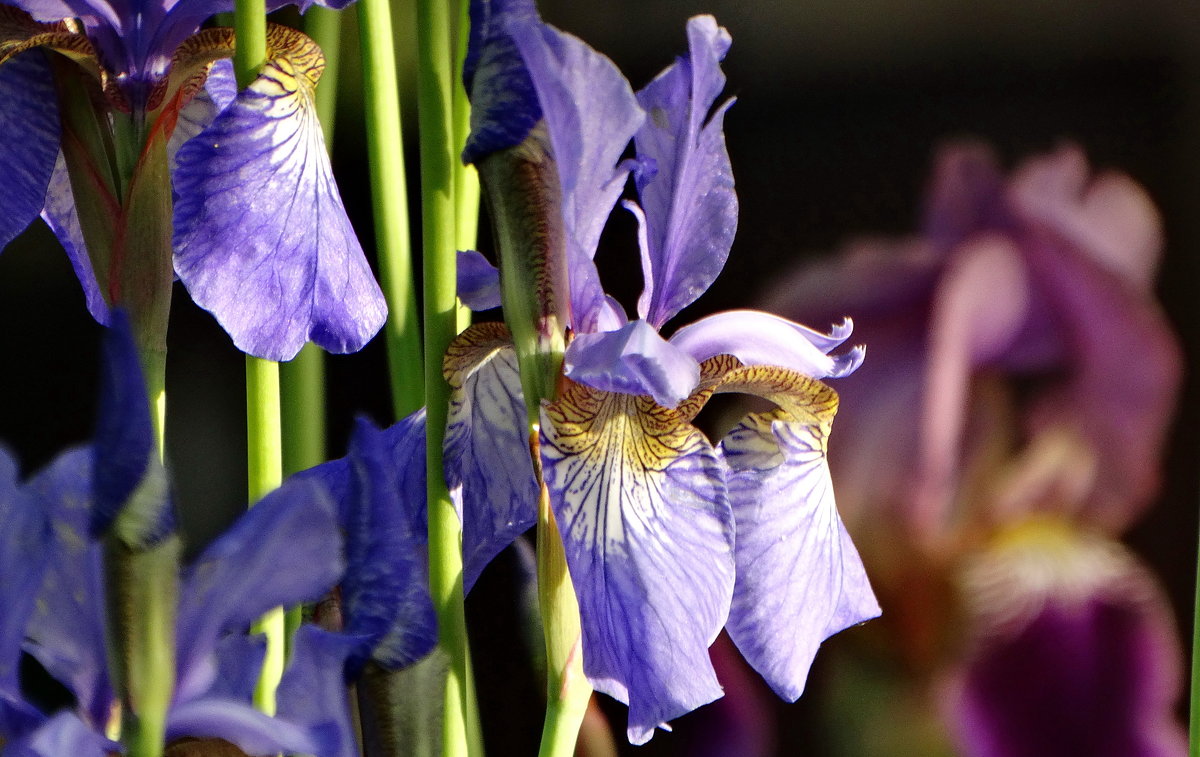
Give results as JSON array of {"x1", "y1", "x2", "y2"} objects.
[{"x1": 763, "y1": 141, "x2": 1185, "y2": 756}]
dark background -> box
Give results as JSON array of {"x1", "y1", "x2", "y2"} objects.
[{"x1": 1, "y1": 0, "x2": 1196, "y2": 753}]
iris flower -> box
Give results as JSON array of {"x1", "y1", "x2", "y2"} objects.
[
  {"x1": 0, "y1": 314, "x2": 435, "y2": 757},
  {"x1": 766, "y1": 143, "x2": 1185, "y2": 754},
  {"x1": 0, "y1": 0, "x2": 384, "y2": 359},
  {"x1": 429, "y1": 1, "x2": 879, "y2": 743}
]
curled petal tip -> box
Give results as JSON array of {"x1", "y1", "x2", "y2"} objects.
[{"x1": 829, "y1": 344, "x2": 866, "y2": 379}]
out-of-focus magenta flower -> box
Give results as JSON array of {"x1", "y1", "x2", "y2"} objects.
[{"x1": 765, "y1": 142, "x2": 1185, "y2": 755}]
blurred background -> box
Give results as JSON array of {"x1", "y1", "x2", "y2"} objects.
[{"x1": 1, "y1": 0, "x2": 1196, "y2": 753}]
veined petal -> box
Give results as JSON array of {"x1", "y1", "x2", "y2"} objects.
[
  {"x1": 173, "y1": 26, "x2": 386, "y2": 361},
  {"x1": 0, "y1": 50, "x2": 59, "y2": 253},
  {"x1": 540, "y1": 379, "x2": 734, "y2": 744},
  {"x1": 167, "y1": 58, "x2": 236, "y2": 170},
  {"x1": 41, "y1": 154, "x2": 111, "y2": 324},
  {"x1": 669, "y1": 310, "x2": 864, "y2": 379},
  {"x1": 457, "y1": 249, "x2": 502, "y2": 311},
  {"x1": 24, "y1": 447, "x2": 111, "y2": 729},
  {"x1": 443, "y1": 323, "x2": 538, "y2": 591},
  {"x1": 633, "y1": 16, "x2": 737, "y2": 328},
  {"x1": 714, "y1": 364, "x2": 879, "y2": 700},
  {"x1": 507, "y1": 18, "x2": 644, "y2": 332},
  {"x1": 175, "y1": 477, "x2": 342, "y2": 686},
  {"x1": 563, "y1": 319, "x2": 700, "y2": 408}
]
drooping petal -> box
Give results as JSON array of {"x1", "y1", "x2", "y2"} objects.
[
  {"x1": 3, "y1": 711, "x2": 115, "y2": 757},
  {"x1": 0, "y1": 50, "x2": 59, "y2": 254},
  {"x1": 337, "y1": 417, "x2": 436, "y2": 673},
  {"x1": 461, "y1": 0, "x2": 542, "y2": 164},
  {"x1": 167, "y1": 58, "x2": 237, "y2": 169},
  {"x1": 633, "y1": 16, "x2": 737, "y2": 329},
  {"x1": 443, "y1": 323, "x2": 538, "y2": 590},
  {"x1": 175, "y1": 477, "x2": 342, "y2": 687},
  {"x1": 276, "y1": 626, "x2": 359, "y2": 757},
  {"x1": 22, "y1": 448, "x2": 111, "y2": 729},
  {"x1": 165, "y1": 698, "x2": 321, "y2": 756},
  {"x1": 669, "y1": 309, "x2": 864, "y2": 379},
  {"x1": 456, "y1": 249, "x2": 502, "y2": 311},
  {"x1": 507, "y1": 18, "x2": 644, "y2": 332},
  {"x1": 945, "y1": 521, "x2": 1186, "y2": 757},
  {"x1": 41, "y1": 154, "x2": 111, "y2": 324},
  {"x1": 563, "y1": 319, "x2": 700, "y2": 408},
  {"x1": 540, "y1": 378, "x2": 735, "y2": 744},
  {"x1": 173, "y1": 26, "x2": 386, "y2": 360},
  {"x1": 714, "y1": 364, "x2": 879, "y2": 699}
]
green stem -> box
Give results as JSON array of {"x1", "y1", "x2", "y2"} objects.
[
  {"x1": 232, "y1": 0, "x2": 266, "y2": 87},
  {"x1": 307, "y1": 5, "x2": 343, "y2": 143},
  {"x1": 416, "y1": 0, "x2": 481, "y2": 754},
  {"x1": 247, "y1": 356, "x2": 285, "y2": 713},
  {"x1": 358, "y1": 0, "x2": 423, "y2": 419},
  {"x1": 451, "y1": 0, "x2": 479, "y2": 333}
]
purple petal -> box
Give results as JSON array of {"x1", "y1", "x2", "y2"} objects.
[
  {"x1": 541, "y1": 380, "x2": 735, "y2": 744},
  {"x1": 168, "y1": 58, "x2": 237, "y2": 168},
  {"x1": 669, "y1": 310, "x2": 864, "y2": 379},
  {"x1": 457, "y1": 249, "x2": 502, "y2": 311},
  {"x1": 719, "y1": 387, "x2": 879, "y2": 699},
  {"x1": 0, "y1": 449, "x2": 51, "y2": 697},
  {"x1": 165, "y1": 698, "x2": 321, "y2": 755},
  {"x1": 41, "y1": 154, "x2": 111, "y2": 324},
  {"x1": 3, "y1": 711, "x2": 115, "y2": 757},
  {"x1": 563, "y1": 319, "x2": 700, "y2": 407},
  {"x1": 947, "y1": 527, "x2": 1185, "y2": 757},
  {"x1": 173, "y1": 32, "x2": 386, "y2": 360},
  {"x1": 23, "y1": 448, "x2": 112, "y2": 728},
  {"x1": 461, "y1": 0, "x2": 542, "y2": 164},
  {"x1": 277, "y1": 626, "x2": 359, "y2": 757},
  {"x1": 176, "y1": 477, "x2": 343, "y2": 679},
  {"x1": 920, "y1": 141, "x2": 1009, "y2": 251},
  {"x1": 508, "y1": 19, "x2": 644, "y2": 332},
  {"x1": 0, "y1": 51, "x2": 60, "y2": 253},
  {"x1": 338, "y1": 418, "x2": 436, "y2": 673},
  {"x1": 633, "y1": 16, "x2": 737, "y2": 329},
  {"x1": 443, "y1": 324, "x2": 538, "y2": 591}
]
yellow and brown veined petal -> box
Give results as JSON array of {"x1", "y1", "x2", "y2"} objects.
[
  {"x1": 539, "y1": 374, "x2": 735, "y2": 745},
  {"x1": 711, "y1": 361, "x2": 880, "y2": 701},
  {"x1": 442, "y1": 323, "x2": 540, "y2": 591}
]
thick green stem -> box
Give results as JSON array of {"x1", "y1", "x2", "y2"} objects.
[
  {"x1": 451, "y1": 0, "x2": 479, "y2": 332},
  {"x1": 358, "y1": 0, "x2": 423, "y2": 418},
  {"x1": 232, "y1": 0, "x2": 267, "y2": 86},
  {"x1": 416, "y1": 0, "x2": 482, "y2": 753}
]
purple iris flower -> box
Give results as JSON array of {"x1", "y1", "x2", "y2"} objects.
[
  {"x1": 0, "y1": 0, "x2": 385, "y2": 360},
  {"x1": 446, "y1": 1, "x2": 879, "y2": 743},
  {"x1": 1, "y1": 315, "x2": 433, "y2": 756},
  {"x1": 765, "y1": 143, "x2": 1185, "y2": 755}
]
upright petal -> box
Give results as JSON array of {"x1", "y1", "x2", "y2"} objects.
[
  {"x1": 633, "y1": 16, "x2": 736, "y2": 328},
  {"x1": 337, "y1": 418, "x2": 436, "y2": 673},
  {"x1": 563, "y1": 319, "x2": 699, "y2": 408},
  {"x1": 173, "y1": 26, "x2": 386, "y2": 360},
  {"x1": 507, "y1": 19, "x2": 644, "y2": 332},
  {"x1": 540, "y1": 379, "x2": 735, "y2": 743},
  {"x1": 0, "y1": 50, "x2": 60, "y2": 253},
  {"x1": 443, "y1": 323, "x2": 538, "y2": 590},
  {"x1": 669, "y1": 309, "x2": 864, "y2": 379},
  {"x1": 175, "y1": 477, "x2": 342, "y2": 687},
  {"x1": 460, "y1": 0, "x2": 542, "y2": 164},
  {"x1": 714, "y1": 364, "x2": 879, "y2": 699},
  {"x1": 456, "y1": 249, "x2": 502, "y2": 311},
  {"x1": 276, "y1": 626, "x2": 359, "y2": 757}
]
